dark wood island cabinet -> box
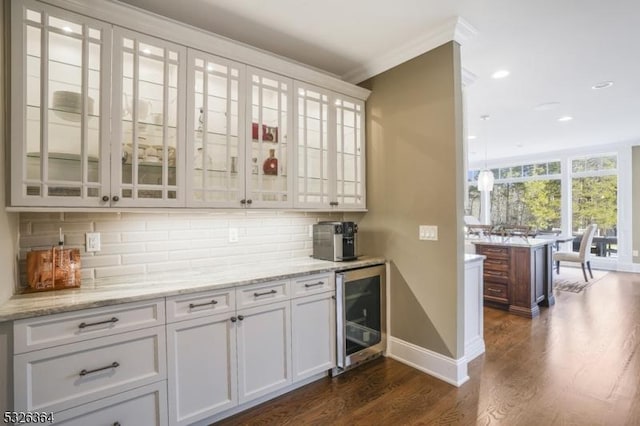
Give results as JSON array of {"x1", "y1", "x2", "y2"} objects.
[{"x1": 473, "y1": 238, "x2": 554, "y2": 318}]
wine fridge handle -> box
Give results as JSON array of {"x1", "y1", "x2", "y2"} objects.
[{"x1": 335, "y1": 273, "x2": 346, "y2": 369}]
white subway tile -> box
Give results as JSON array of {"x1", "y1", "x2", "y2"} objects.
[
  {"x1": 146, "y1": 240, "x2": 190, "y2": 252},
  {"x1": 147, "y1": 260, "x2": 190, "y2": 273},
  {"x1": 19, "y1": 222, "x2": 31, "y2": 235},
  {"x1": 95, "y1": 220, "x2": 146, "y2": 232},
  {"x1": 122, "y1": 252, "x2": 168, "y2": 265},
  {"x1": 189, "y1": 218, "x2": 229, "y2": 229},
  {"x1": 95, "y1": 265, "x2": 145, "y2": 278},
  {"x1": 122, "y1": 231, "x2": 169, "y2": 243},
  {"x1": 81, "y1": 255, "x2": 121, "y2": 268},
  {"x1": 100, "y1": 232, "x2": 122, "y2": 244},
  {"x1": 19, "y1": 212, "x2": 64, "y2": 222},
  {"x1": 80, "y1": 268, "x2": 95, "y2": 281},
  {"x1": 120, "y1": 212, "x2": 169, "y2": 221},
  {"x1": 170, "y1": 249, "x2": 210, "y2": 261},
  {"x1": 32, "y1": 222, "x2": 93, "y2": 234},
  {"x1": 20, "y1": 235, "x2": 59, "y2": 249},
  {"x1": 146, "y1": 220, "x2": 190, "y2": 231},
  {"x1": 63, "y1": 212, "x2": 118, "y2": 222},
  {"x1": 99, "y1": 243, "x2": 146, "y2": 255},
  {"x1": 168, "y1": 229, "x2": 211, "y2": 240}
]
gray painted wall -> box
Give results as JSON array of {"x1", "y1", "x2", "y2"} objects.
[{"x1": 358, "y1": 42, "x2": 464, "y2": 358}]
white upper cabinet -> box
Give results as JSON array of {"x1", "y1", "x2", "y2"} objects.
[
  {"x1": 186, "y1": 50, "x2": 245, "y2": 208},
  {"x1": 245, "y1": 67, "x2": 294, "y2": 208},
  {"x1": 7, "y1": 0, "x2": 368, "y2": 210},
  {"x1": 10, "y1": 0, "x2": 112, "y2": 207},
  {"x1": 294, "y1": 83, "x2": 366, "y2": 210},
  {"x1": 112, "y1": 27, "x2": 187, "y2": 207}
]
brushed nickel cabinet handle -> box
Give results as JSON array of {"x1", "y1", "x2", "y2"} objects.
[
  {"x1": 238, "y1": 315, "x2": 244, "y2": 321},
  {"x1": 189, "y1": 300, "x2": 218, "y2": 309},
  {"x1": 487, "y1": 288, "x2": 502, "y2": 293},
  {"x1": 79, "y1": 361, "x2": 119, "y2": 376},
  {"x1": 230, "y1": 316, "x2": 237, "y2": 322},
  {"x1": 304, "y1": 281, "x2": 324, "y2": 288},
  {"x1": 78, "y1": 317, "x2": 119, "y2": 329},
  {"x1": 254, "y1": 289, "x2": 277, "y2": 297},
  {"x1": 485, "y1": 271, "x2": 504, "y2": 276}
]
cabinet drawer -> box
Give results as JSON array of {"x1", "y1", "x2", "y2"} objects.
[
  {"x1": 477, "y1": 246, "x2": 510, "y2": 259},
  {"x1": 483, "y1": 268, "x2": 509, "y2": 284},
  {"x1": 237, "y1": 280, "x2": 290, "y2": 309},
  {"x1": 484, "y1": 282, "x2": 509, "y2": 303},
  {"x1": 483, "y1": 257, "x2": 509, "y2": 272},
  {"x1": 292, "y1": 273, "x2": 334, "y2": 298},
  {"x1": 14, "y1": 299, "x2": 165, "y2": 354},
  {"x1": 53, "y1": 382, "x2": 167, "y2": 426},
  {"x1": 166, "y1": 289, "x2": 235, "y2": 323},
  {"x1": 14, "y1": 326, "x2": 166, "y2": 413}
]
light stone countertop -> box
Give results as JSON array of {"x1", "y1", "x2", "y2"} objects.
[
  {"x1": 469, "y1": 236, "x2": 553, "y2": 248},
  {"x1": 0, "y1": 256, "x2": 386, "y2": 322},
  {"x1": 464, "y1": 254, "x2": 485, "y2": 263}
]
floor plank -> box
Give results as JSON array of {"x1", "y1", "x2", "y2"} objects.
[{"x1": 216, "y1": 271, "x2": 640, "y2": 425}]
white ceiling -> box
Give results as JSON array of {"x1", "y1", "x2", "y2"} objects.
[{"x1": 118, "y1": 0, "x2": 640, "y2": 162}]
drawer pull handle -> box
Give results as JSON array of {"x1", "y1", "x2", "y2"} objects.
[
  {"x1": 189, "y1": 300, "x2": 218, "y2": 309},
  {"x1": 485, "y1": 271, "x2": 503, "y2": 276},
  {"x1": 113, "y1": 423, "x2": 121, "y2": 426},
  {"x1": 304, "y1": 281, "x2": 324, "y2": 288},
  {"x1": 254, "y1": 289, "x2": 277, "y2": 297},
  {"x1": 79, "y1": 361, "x2": 120, "y2": 377},
  {"x1": 487, "y1": 288, "x2": 502, "y2": 293},
  {"x1": 78, "y1": 317, "x2": 119, "y2": 329},
  {"x1": 486, "y1": 248, "x2": 504, "y2": 253}
]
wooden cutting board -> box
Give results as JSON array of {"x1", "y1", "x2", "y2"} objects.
[{"x1": 26, "y1": 248, "x2": 81, "y2": 292}]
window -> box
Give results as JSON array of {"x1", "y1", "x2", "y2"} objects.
[
  {"x1": 571, "y1": 155, "x2": 617, "y2": 258},
  {"x1": 468, "y1": 160, "x2": 561, "y2": 231}
]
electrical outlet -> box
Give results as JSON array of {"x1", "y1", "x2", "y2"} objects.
[
  {"x1": 308, "y1": 224, "x2": 314, "y2": 238},
  {"x1": 228, "y1": 227, "x2": 239, "y2": 243},
  {"x1": 634, "y1": 250, "x2": 639, "y2": 257},
  {"x1": 419, "y1": 225, "x2": 438, "y2": 241},
  {"x1": 86, "y1": 232, "x2": 101, "y2": 252}
]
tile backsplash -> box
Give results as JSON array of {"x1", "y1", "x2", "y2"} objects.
[{"x1": 18, "y1": 210, "x2": 342, "y2": 289}]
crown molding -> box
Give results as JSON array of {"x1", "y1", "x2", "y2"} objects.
[
  {"x1": 35, "y1": 0, "x2": 371, "y2": 100},
  {"x1": 342, "y1": 16, "x2": 478, "y2": 84},
  {"x1": 462, "y1": 67, "x2": 478, "y2": 87}
]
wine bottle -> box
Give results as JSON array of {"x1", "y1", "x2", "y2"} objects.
[{"x1": 263, "y1": 149, "x2": 278, "y2": 176}]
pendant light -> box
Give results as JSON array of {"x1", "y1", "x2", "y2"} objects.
[{"x1": 477, "y1": 114, "x2": 494, "y2": 192}]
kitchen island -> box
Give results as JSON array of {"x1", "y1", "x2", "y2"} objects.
[{"x1": 471, "y1": 237, "x2": 554, "y2": 318}]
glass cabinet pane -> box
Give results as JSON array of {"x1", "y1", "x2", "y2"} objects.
[
  {"x1": 246, "y1": 69, "x2": 291, "y2": 206},
  {"x1": 188, "y1": 52, "x2": 243, "y2": 205},
  {"x1": 335, "y1": 98, "x2": 365, "y2": 208},
  {"x1": 116, "y1": 29, "x2": 184, "y2": 205},
  {"x1": 296, "y1": 85, "x2": 330, "y2": 206},
  {"x1": 17, "y1": 3, "x2": 108, "y2": 204}
]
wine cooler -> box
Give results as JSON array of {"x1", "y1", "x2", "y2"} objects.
[{"x1": 333, "y1": 264, "x2": 386, "y2": 375}]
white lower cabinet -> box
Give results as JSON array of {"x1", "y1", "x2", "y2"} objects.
[
  {"x1": 236, "y1": 300, "x2": 292, "y2": 403},
  {"x1": 291, "y1": 291, "x2": 336, "y2": 381},
  {"x1": 53, "y1": 382, "x2": 167, "y2": 426},
  {"x1": 166, "y1": 312, "x2": 237, "y2": 426},
  {"x1": 13, "y1": 300, "x2": 167, "y2": 424}
]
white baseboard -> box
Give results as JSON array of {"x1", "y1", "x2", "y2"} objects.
[
  {"x1": 387, "y1": 336, "x2": 469, "y2": 387},
  {"x1": 464, "y1": 336, "x2": 485, "y2": 362}
]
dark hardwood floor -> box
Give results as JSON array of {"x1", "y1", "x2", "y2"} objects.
[{"x1": 217, "y1": 271, "x2": 640, "y2": 425}]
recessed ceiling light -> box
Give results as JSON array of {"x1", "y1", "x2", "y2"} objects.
[
  {"x1": 491, "y1": 70, "x2": 510, "y2": 79},
  {"x1": 468, "y1": 135, "x2": 477, "y2": 140},
  {"x1": 592, "y1": 81, "x2": 614, "y2": 90},
  {"x1": 557, "y1": 116, "x2": 573, "y2": 122},
  {"x1": 534, "y1": 102, "x2": 560, "y2": 111}
]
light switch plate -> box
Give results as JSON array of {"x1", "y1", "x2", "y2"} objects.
[
  {"x1": 419, "y1": 225, "x2": 438, "y2": 241},
  {"x1": 634, "y1": 250, "x2": 639, "y2": 257},
  {"x1": 229, "y1": 227, "x2": 239, "y2": 243},
  {"x1": 86, "y1": 232, "x2": 101, "y2": 252}
]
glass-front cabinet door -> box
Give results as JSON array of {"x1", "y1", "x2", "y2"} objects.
[
  {"x1": 335, "y1": 96, "x2": 365, "y2": 210},
  {"x1": 186, "y1": 50, "x2": 245, "y2": 207},
  {"x1": 112, "y1": 27, "x2": 186, "y2": 207},
  {"x1": 294, "y1": 82, "x2": 332, "y2": 209},
  {"x1": 245, "y1": 67, "x2": 293, "y2": 208},
  {"x1": 10, "y1": 1, "x2": 111, "y2": 207}
]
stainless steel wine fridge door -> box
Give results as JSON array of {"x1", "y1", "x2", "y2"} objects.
[{"x1": 335, "y1": 264, "x2": 386, "y2": 371}]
